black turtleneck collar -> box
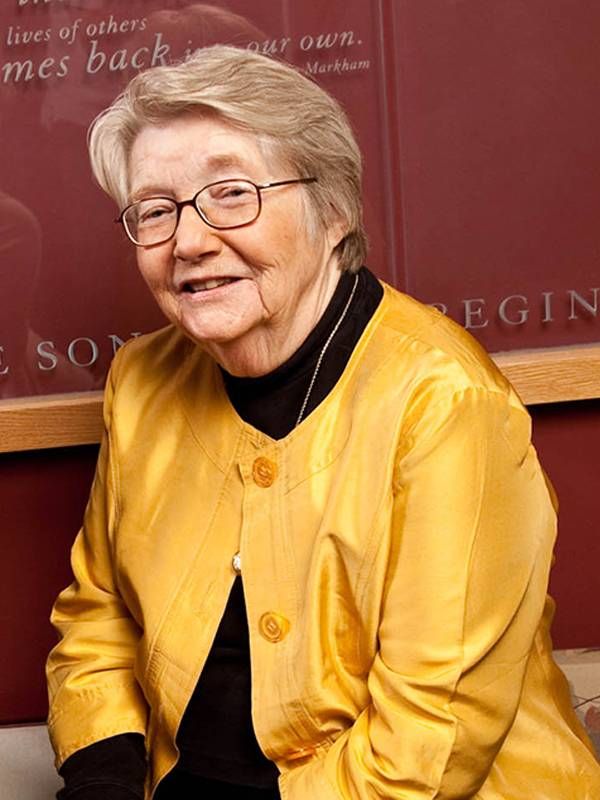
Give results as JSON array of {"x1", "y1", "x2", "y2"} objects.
[{"x1": 221, "y1": 266, "x2": 383, "y2": 440}]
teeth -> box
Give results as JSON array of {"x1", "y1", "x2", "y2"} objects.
[
  {"x1": 205, "y1": 278, "x2": 231, "y2": 290},
  {"x1": 187, "y1": 277, "x2": 234, "y2": 293}
]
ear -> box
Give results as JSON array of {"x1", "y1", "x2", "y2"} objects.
[{"x1": 325, "y1": 207, "x2": 348, "y2": 251}]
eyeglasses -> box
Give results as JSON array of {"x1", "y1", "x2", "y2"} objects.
[{"x1": 117, "y1": 177, "x2": 317, "y2": 247}]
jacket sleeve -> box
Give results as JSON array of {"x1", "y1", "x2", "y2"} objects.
[
  {"x1": 46, "y1": 351, "x2": 149, "y2": 769},
  {"x1": 280, "y1": 385, "x2": 557, "y2": 800}
]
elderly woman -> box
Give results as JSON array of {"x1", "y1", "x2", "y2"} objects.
[{"x1": 47, "y1": 46, "x2": 600, "y2": 800}]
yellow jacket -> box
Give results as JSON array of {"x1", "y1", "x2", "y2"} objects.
[{"x1": 47, "y1": 283, "x2": 600, "y2": 799}]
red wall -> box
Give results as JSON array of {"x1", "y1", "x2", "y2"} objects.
[
  {"x1": 0, "y1": 445, "x2": 97, "y2": 724},
  {"x1": 531, "y1": 401, "x2": 600, "y2": 648}
]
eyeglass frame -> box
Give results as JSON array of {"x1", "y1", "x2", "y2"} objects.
[{"x1": 116, "y1": 177, "x2": 318, "y2": 247}]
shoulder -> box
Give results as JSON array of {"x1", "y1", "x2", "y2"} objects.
[
  {"x1": 103, "y1": 325, "x2": 210, "y2": 423},
  {"x1": 352, "y1": 280, "x2": 531, "y2": 457},
  {"x1": 368, "y1": 281, "x2": 518, "y2": 403},
  {"x1": 110, "y1": 324, "x2": 191, "y2": 380},
  {"x1": 353, "y1": 284, "x2": 541, "y2": 488}
]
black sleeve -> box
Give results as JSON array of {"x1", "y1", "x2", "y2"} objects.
[{"x1": 57, "y1": 733, "x2": 146, "y2": 800}]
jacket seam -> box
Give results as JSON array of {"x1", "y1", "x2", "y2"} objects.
[{"x1": 49, "y1": 678, "x2": 143, "y2": 723}]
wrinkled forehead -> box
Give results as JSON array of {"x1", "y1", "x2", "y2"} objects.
[{"x1": 126, "y1": 113, "x2": 291, "y2": 202}]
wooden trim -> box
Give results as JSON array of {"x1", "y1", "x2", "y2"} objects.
[
  {"x1": 0, "y1": 391, "x2": 103, "y2": 454},
  {"x1": 492, "y1": 343, "x2": 600, "y2": 405},
  {"x1": 1, "y1": 343, "x2": 600, "y2": 453}
]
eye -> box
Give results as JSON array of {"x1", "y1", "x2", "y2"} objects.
[
  {"x1": 223, "y1": 186, "x2": 250, "y2": 198},
  {"x1": 136, "y1": 199, "x2": 177, "y2": 226},
  {"x1": 208, "y1": 181, "x2": 255, "y2": 205}
]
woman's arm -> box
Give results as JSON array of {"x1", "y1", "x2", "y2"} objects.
[
  {"x1": 46, "y1": 353, "x2": 148, "y2": 773},
  {"x1": 280, "y1": 385, "x2": 556, "y2": 799},
  {"x1": 57, "y1": 734, "x2": 146, "y2": 799}
]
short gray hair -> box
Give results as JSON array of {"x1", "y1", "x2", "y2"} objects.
[{"x1": 88, "y1": 45, "x2": 367, "y2": 271}]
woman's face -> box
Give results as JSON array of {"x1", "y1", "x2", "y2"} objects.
[{"x1": 128, "y1": 114, "x2": 344, "y2": 376}]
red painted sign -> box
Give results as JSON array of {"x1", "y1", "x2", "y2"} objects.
[{"x1": 1, "y1": 0, "x2": 599, "y2": 399}]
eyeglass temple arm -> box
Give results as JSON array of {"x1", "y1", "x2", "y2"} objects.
[{"x1": 257, "y1": 177, "x2": 318, "y2": 190}]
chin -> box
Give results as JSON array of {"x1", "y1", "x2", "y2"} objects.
[
  {"x1": 178, "y1": 304, "x2": 257, "y2": 342},
  {"x1": 179, "y1": 321, "x2": 249, "y2": 356},
  {"x1": 199, "y1": 332, "x2": 267, "y2": 377}
]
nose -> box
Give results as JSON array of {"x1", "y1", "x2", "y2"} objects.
[{"x1": 172, "y1": 204, "x2": 222, "y2": 261}]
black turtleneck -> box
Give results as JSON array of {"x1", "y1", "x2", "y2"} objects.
[
  {"x1": 222, "y1": 266, "x2": 382, "y2": 437},
  {"x1": 58, "y1": 267, "x2": 383, "y2": 800}
]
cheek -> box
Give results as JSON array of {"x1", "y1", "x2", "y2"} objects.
[{"x1": 136, "y1": 251, "x2": 168, "y2": 290}]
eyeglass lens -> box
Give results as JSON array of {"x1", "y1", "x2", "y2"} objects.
[{"x1": 123, "y1": 179, "x2": 260, "y2": 245}]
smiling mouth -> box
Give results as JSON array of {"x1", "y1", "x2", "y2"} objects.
[{"x1": 183, "y1": 277, "x2": 240, "y2": 293}]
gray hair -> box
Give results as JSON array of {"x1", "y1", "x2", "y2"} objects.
[{"x1": 88, "y1": 45, "x2": 367, "y2": 271}]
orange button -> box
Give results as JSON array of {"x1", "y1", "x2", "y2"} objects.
[
  {"x1": 252, "y1": 457, "x2": 277, "y2": 487},
  {"x1": 259, "y1": 612, "x2": 290, "y2": 643}
]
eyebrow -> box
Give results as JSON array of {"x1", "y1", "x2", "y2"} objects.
[
  {"x1": 205, "y1": 154, "x2": 249, "y2": 171},
  {"x1": 128, "y1": 153, "x2": 253, "y2": 203}
]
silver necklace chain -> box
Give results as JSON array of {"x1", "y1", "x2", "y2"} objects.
[
  {"x1": 232, "y1": 273, "x2": 359, "y2": 575},
  {"x1": 295, "y1": 272, "x2": 359, "y2": 427}
]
